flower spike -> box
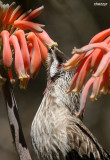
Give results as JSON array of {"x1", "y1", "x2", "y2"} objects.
[
  {"x1": 0, "y1": 1, "x2": 57, "y2": 89},
  {"x1": 64, "y1": 28, "x2": 110, "y2": 116}
]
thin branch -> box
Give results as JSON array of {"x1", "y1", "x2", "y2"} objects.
[{"x1": 1, "y1": 67, "x2": 32, "y2": 160}]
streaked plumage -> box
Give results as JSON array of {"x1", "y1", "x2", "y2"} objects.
[{"x1": 31, "y1": 47, "x2": 110, "y2": 160}]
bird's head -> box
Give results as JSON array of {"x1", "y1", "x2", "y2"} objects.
[{"x1": 46, "y1": 46, "x2": 66, "y2": 82}]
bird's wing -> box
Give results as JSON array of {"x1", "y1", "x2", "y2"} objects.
[{"x1": 66, "y1": 116, "x2": 110, "y2": 160}]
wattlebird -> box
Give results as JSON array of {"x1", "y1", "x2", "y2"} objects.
[{"x1": 31, "y1": 46, "x2": 110, "y2": 160}]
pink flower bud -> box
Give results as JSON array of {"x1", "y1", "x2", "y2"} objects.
[
  {"x1": 93, "y1": 51, "x2": 110, "y2": 77},
  {"x1": 17, "y1": 9, "x2": 32, "y2": 21},
  {"x1": 90, "y1": 76, "x2": 103, "y2": 100},
  {"x1": 73, "y1": 55, "x2": 92, "y2": 92},
  {"x1": 3, "y1": 2, "x2": 16, "y2": 24},
  {"x1": 27, "y1": 42, "x2": 33, "y2": 61},
  {"x1": 76, "y1": 78, "x2": 95, "y2": 117},
  {"x1": 9, "y1": 34, "x2": 25, "y2": 78},
  {"x1": 1, "y1": 30, "x2": 12, "y2": 67},
  {"x1": 9, "y1": 5, "x2": 22, "y2": 24},
  {"x1": 91, "y1": 48, "x2": 103, "y2": 68},
  {"x1": 14, "y1": 20, "x2": 44, "y2": 32},
  {"x1": 90, "y1": 28, "x2": 110, "y2": 44},
  {"x1": 101, "y1": 67, "x2": 109, "y2": 94},
  {"x1": 37, "y1": 37, "x2": 48, "y2": 65},
  {"x1": 23, "y1": 6, "x2": 44, "y2": 21},
  {"x1": 36, "y1": 29, "x2": 58, "y2": 48},
  {"x1": 66, "y1": 62, "x2": 84, "y2": 93},
  {"x1": 15, "y1": 30, "x2": 30, "y2": 74},
  {"x1": 27, "y1": 32, "x2": 41, "y2": 78},
  {"x1": 64, "y1": 53, "x2": 85, "y2": 69}
]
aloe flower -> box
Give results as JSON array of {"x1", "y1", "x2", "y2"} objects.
[
  {"x1": 64, "y1": 29, "x2": 110, "y2": 117},
  {"x1": 0, "y1": 1, "x2": 57, "y2": 89}
]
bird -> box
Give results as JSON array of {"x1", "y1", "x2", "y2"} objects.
[{"x1": 31, "y1": 46, "x2": 110, "y2": 160}]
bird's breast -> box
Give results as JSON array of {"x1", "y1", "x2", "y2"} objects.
[
  {"x1": 31, "y1": 72, "x2": 80, "y2": 160},
  {"x1": 31, "y1": 91, "x2": 72, "y2": 160}
]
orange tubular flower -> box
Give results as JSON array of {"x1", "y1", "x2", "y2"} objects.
[
  {"x1": 37, "y1": 38, "x2": 48, "y2": 65},
  {"x1": 64, "y1": 29, "x2": 110, "y2": 117},
  {"x1": 15, "y1": 30, "x2": 30, "y2": 74},
  {"x1": 36, "y1": 29, "x2": 58, "y2": 48},
  {"x1": 1, "y1": 30, "x2": 12, "y2": 68},
  {"x1": 9, "y1": 35, "x2": 25, "y2": 79},
  {"x1": 27, "y1": 32, "x2": 41, "y2": 79},
  {"x1": 0, "y1": 1, "x2": 57, "y2": 89}
]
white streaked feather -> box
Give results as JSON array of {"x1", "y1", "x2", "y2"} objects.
[{"x1": 31, "y1": 61, "x2": 105, "y2": 160}]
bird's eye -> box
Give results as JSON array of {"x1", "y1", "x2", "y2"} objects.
[{"x1": 58, "y1": 64, "x2": 62, "y2": 69}]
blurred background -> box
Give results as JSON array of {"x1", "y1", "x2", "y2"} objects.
[{"x1": 0, "y1": 0, "x2": 110, "y2": 159}]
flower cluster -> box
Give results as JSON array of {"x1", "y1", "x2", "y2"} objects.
[
  {"x1": 64, "y1": 29, "x2": 110, "y2": 117},
  {"x1": 0, "y1": 1, "x2": 57, "y2": 88}
]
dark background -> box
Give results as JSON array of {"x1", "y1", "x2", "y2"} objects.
[{"x1": 0, "y1": 0, "x2": 110, "y2": 159}]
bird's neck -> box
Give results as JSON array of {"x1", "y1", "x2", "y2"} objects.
[{"x1": 43, "y1": 70, "x2": 80, "y2": 114}]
